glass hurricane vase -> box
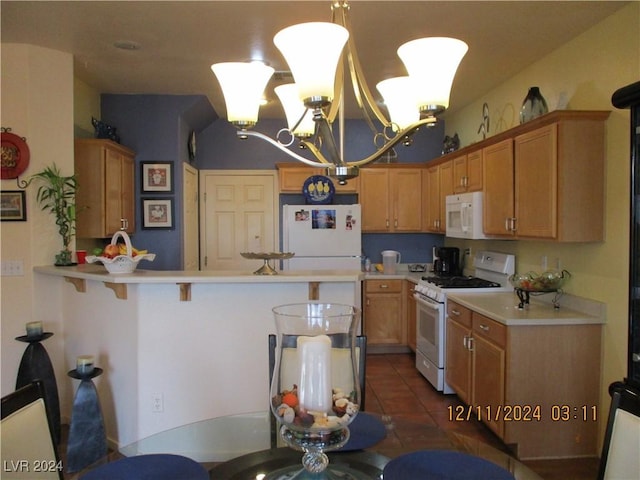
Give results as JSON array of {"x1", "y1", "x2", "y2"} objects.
[{"x1": 270, "y1": 303, "x2": 361, "y2": 479}]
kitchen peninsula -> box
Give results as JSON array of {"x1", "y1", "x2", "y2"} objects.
[{"x1": 34, "y1": 265, "x2": 363, "y2": 448}]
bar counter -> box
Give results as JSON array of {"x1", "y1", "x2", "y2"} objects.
[{"x1": 34, "y1": 265, "x2": 363, "y2": 449}]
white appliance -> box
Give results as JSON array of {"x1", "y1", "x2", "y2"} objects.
[
  {"x1": 445, "y1": 191, "x2": 487, "y2": 239},
  {"x1": 282, "y1": 204, "x2": 362, "y2": 270},
  {"x1": 413, "y1": 251, "x2": 515, "y2": 393}
]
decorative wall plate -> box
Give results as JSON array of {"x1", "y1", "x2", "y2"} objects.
[
  {"x1": 1, "y1": 130, "x2": 30, "y2": 179},
  {"x1": 303, "y1": 175, "x2": 335, "y2": 204}
]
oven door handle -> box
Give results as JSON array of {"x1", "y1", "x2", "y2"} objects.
[{"x1": 414, "y1": 293, "x2": 442, "y2": 310}]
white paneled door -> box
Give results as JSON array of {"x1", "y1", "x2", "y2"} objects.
[
  {"x1": 200, "y1": 170, "x2": 277, "y2": 271},
  {"x1": 182, "y1": 163, "x2": 199, "y2": 270}
]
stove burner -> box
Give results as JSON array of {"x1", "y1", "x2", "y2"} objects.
[{"x1": 421, "y1": 275, "x2": 501, "y2": 289}]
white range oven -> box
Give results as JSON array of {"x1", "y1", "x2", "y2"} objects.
[{"x1": 413, "y1": 251, "x2": 515, "y2": 393}]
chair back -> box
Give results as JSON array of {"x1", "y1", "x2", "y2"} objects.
[
  {"x1": 1, "y1": 380, "x2": 63, "y2": 480},
  {"x1": 597, "y1": 381, "x2": 640, "y2": 480}
]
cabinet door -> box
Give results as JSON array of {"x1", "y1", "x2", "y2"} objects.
[
  {"x1": 391, "y1": 169, "x2": 422, "y2": 231},
  {"x1": 472, "y1": 334, "x2": 506, "y2": 438},
  {"x1": 360, "y1": 169, "x2": 390, "y2": 231},
  {"x1": 515, "y1": 124, "x2": 557, "y2": 238},
  {"x1": 466, "y1": 150, "x2": 483, "y2": 192},
  {"x1": 364, "y1": 293, "x2": 404, "y2": 344},
  {"x1": 120, "y1": 154, "x2": 135, "y2": 233},
  {"x1": 483, "y1": 139, "x2": 515, "y2": 236},
  {"x1": 439, "y1": 161, "x2": 454, "y2": 232},
  {"x1": 446, "y1": 318, "x2": 472, "y2": 404},
  {"x1": 422, "y1": 166, "x2": 440, "y2": 233},
  {"x1": 104, "y1": 149, "x2": 124, "y2": 236},
  {"x1": 277, "y1": 164, "x2": 358, "y2": 193},
  {"x1": 452, "y1": 154, "x2": 468, "y2": 194}
]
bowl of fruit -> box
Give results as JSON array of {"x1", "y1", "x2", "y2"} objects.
[
  {"x1": 86, "y1": 231, "x2": 155, "y2": 274},
  {"x1": 509, "y1": 269, "x2": 571, "y2": 292}
]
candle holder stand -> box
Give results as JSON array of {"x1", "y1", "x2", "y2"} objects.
[
  {"x1": 269, "y1": 302, "x2": 365, "y2": 479},
  {"x1": 15, "y1": 332, "x2": 61, "y2": 444},
  {"x1": 65, "y1": 367, "x2": 107, "y2": 473}
]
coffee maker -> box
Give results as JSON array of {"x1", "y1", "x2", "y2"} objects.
[{"x1": 433, "y1": 247, "x2": 461, "y2": 276}]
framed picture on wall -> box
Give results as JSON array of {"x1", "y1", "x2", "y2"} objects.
[
  {"x1": 1, "y1": 190, "x2": 26, "y2": 221},
  {"x1": 142, "y1": 198, "x2": 174, "y2": 229},
  {"x1": 141, "y1": 162, "x2": 173, "y2": 193}
]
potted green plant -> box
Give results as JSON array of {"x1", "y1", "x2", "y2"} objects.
[{"x1": 28, "y1": 163, "x2": 78, "y2": 265}]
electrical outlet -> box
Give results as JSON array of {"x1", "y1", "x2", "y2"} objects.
[
  {"x1": 464, "y1": 248, "x2": 472, "y2": 257},
  {"x1": 152, "y1": 393, "x2": 163, "y2": 413},
  {"x1": 1, "y1": 260, "x2": 24, "y2": 276}
]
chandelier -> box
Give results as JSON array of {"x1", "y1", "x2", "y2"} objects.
[{"x1": 211, "y1": 1, "x2": 468, "y2": 184}]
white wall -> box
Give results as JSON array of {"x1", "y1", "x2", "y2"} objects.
[
  {"x1": 1, "y1": 45, "x2": 75, "y2": 416},
  {"x1": 443, "y1": 2, "x2": 639, "y2": 443}
]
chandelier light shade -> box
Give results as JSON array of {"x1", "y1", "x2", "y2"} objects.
[
  {"x1": 211, "y1": 62, "x2": 274, "y2": 128},
  {"x1": 376, "y1": 77, "x2": 420, "y2": 131},
  {"x1": 273, "y1": 22, "x2": 349, "y2": 107},
  {"x1": 210, "y1": 1, "x2": 468, "y2": 184},
  {"x1": 397, "y1": 37, "x2": 469, "y2": 114},
  {"x1": 274, "y1": 84, "x2": 316, "y2": 138}
]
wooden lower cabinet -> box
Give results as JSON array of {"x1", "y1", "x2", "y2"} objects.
[
  {"x1": 446, "y1": 300, "x2": 602, "y2": 459},
  {"x1": 364, "y1": 280, "x2": 405, "y2": 345},
  {"x1": 445, "y1": 304, "x2": 472, "y2": 405}
]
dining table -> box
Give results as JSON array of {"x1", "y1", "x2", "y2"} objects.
[{"x1": 75, "y1": 411, "x2": 544, "y2": 479}]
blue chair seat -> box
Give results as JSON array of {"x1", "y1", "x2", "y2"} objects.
[
  {"x1": 80, "y1": 453, "x2": 208, "y2": 480},
  {"x1": 383, "y1": 450, "x2": 516, "y2": 480}
]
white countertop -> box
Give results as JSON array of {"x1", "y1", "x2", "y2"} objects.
[
  {"x1": 447, "y1": 291, "x2": 606, "y2": 326},
  {"x1": 34, "y1": 264, "x2": 364, "y2": 284}
]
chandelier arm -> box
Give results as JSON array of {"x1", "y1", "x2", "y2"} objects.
[
  {"x1": 238, "y1": 130, "x2": 329, "y2": 168},
  {"x1": 347, "y1": 117, "x2": 436, "y2": 167},
  {"x1": 315, "y1": 112, "x2": 345, "y2": 166},
  {"x1": 338, "y1": 4, "x2": 393, "y2": 128}
]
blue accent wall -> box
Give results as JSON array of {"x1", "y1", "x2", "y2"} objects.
[{"x1": 101, "y1": 93, "x2": 446, "y2": 270}]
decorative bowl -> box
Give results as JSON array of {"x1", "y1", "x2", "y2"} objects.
[
  {"x1": 86, "y1": 231, "x2": 155, "y2": 274},
  {"x1": 509, "y1": 269, "x2": 571, "y2": 292}
]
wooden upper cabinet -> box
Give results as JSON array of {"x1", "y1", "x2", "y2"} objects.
[
  {"x1": 360, "y1": 166, "x2": 422, "y2": 232},
  {"x1": 482, "y1": 139, "x2": 515, "y2": 237},
  {"x1": 276, "y1": 163, "x2": 359, "y2": 193},
  {"x1": 75, "y1": 139, "x2": 136, "y2": 238},
  {"x1": 422, "y1": 161, "x2": 453, "y2": 234},
  {"x1": 452, "y1": 150, "x2": 483, "y2": 193},
  {"x1": 439, "y1": 110, "x2": 609, "y2": 242}
]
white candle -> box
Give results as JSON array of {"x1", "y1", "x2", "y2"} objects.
[
  {"x1": 26, "y1": 321, "x2": 43, "y2": 338},
  {"x1": 76, "y1": 355, "x2": 95, "y2": 375},
  {"x1": 297, "y1": 335, "x2": 332, "y2": 413}
]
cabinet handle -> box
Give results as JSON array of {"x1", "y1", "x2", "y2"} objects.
[
  {"x1": 394, "y1": 219, "x2": 398, "y2": 228},
  {"x1": 463, "y1": 335, "x2": 468, "y2": 348},
  {"x1": 450, "y1": 309, "x2": 461, "y2": 317},
  {"x1": 467, "y1": 336, "x2": 474, "y2": 351},
  {"x1": 386, "y1": 219, "x2": 390, "y2": 228},
  {"x1": 479, "y1": 324, "x2": 490, "y2": 332},
  {"x1": 511, "y1": 217, "x2": 517, "y2": 232},
  {"x1": 504, "y1": 218, "x2": 510, "y2": 232},
  {"x1": 120, "y1": 218, "x2": 128, "y2": 230},
  {"x1": 379, "y1": 284, "x2": 389, "y2": 289}
]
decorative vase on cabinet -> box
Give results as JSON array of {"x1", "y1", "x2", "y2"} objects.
[{"x1": 519, "y1": 86, "x2": 548, "y2": 124}]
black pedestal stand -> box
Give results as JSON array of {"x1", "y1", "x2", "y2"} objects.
[
  {"x1": 15, "y1": 332, "x2": 61, "y2": 445},
  {"x1": 66, "y1": 367, "x2": 107, "y2": 474}
]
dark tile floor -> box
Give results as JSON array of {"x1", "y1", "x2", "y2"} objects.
[{"x1": 365, "y1": 353, "x2": 601, "y2": 480}]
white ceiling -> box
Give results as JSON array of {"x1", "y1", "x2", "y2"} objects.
[{"x1": 1, "y1": 1, "x2": 630, "y2": 120}]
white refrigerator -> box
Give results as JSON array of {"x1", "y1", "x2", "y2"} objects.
[{"x1": 282, "y1": 204, "x2": 362, "y2": 270}]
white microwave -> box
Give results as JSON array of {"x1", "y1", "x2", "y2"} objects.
[{"x1": 445, "y1": 191, "x2": 487, "y2": 239}]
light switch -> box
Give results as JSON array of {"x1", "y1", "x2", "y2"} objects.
[{"x1": 1, "y1": 260, "x2": 25, "y2": 276}]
